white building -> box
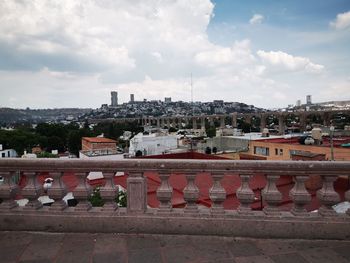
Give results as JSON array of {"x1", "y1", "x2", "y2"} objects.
[
  {"x1": 0, "y1": 144, "x2": 17, "y2": 158},
  {"x1": 129, "y1": 132, "x2": 178, "y2": 156}
]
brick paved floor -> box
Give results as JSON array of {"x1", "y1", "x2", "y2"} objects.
[{"x1": 0, "y1": 231, "x2": 350, "y2": 263}]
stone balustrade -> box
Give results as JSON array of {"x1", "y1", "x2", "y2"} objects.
[{"x1": 0, "y1": 159, "x2": 350, "y2": 239}]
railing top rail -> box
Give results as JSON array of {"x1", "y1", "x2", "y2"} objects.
[{"x1": 0, "y1": 158, "x2": 349, "y2": 175}]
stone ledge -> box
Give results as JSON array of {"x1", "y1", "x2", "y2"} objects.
[{"x1": 1, "y1": 212, "x2": 349, "y2": 240}]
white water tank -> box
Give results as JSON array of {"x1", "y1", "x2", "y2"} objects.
[
  {"x1": 311, "y1": 128, "x2": 322, "y2": 141},
  {"x1": 304, "y1": 137, "x2": 315, "y2": 145}
]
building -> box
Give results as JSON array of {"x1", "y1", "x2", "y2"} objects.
[
  {"x1": 80, "y1": 137, "x2": 123, "y2": 180},
  {"x1": 164, "y1": 97, "x2": 171, "y2": 103},
  {"x1": 306, "y1": 95, "x2": 312, "y2": 105},
  {"x1": 81, "y1": 137, "x2": 118, "y2": 155},
  {"x1": 0, "y1": 144, "x2": 17, "y2": 158},
  {"x1": 130, "y1": 94, "x2": 135, "y2": 103},
  {"x1": 296, "y1": 100, "x2": 301, "y2": 107},
  {"x1": 246, "y1": 136, "x2": 350, "y2": 161},
  {"x1": 129, "y1": 132, "x2": 178, "y2": 156},
  {"x1": 111, "y1": 91, "x2": 118, "y2": 107}
]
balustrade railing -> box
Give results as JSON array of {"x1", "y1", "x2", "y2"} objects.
[
  {"x1": 0, "y1": 159, "x2": 350, "y2": 238},
  {"x1": 0, "y1": 159, "x2": 349, "y2": 216}
]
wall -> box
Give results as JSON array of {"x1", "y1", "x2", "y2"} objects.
[
  {"x1": 0, "y1": 149, "x2": 17, "y2": 158},
  {"x1": 198, "y1": 137, "x2": 249, "y2": 153},
  {"x1": 249, "y1": 140, "x2": 350, "y2": 161},
  {"x1": 129, "y1": 133, "x2": 178, "y2": 156},
  {"x1": 82, "y1": 139, "x2": 116, "y2": 152}
]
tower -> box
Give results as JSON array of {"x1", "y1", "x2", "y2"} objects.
[
  {"x1": 111, "y1": 91, "x2": 118, "y2": 107},
  {"x1": 306, "y1": 95, "x2": 312, "y2": 105},
  {"x1": 130, "y1": 94, "x2": 135, "y2": 103}
]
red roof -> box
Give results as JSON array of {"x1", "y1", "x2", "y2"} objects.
[{"x1": 82, "y1": 137, "x2": 117, "y2": 143}]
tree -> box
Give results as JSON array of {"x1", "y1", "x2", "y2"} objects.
[
  {"x1": 47, "y1": 136, "x2": 65, "y2": 153},
  {"x1": 206, "y1": 126, "x2": 216, "y2": 138}
]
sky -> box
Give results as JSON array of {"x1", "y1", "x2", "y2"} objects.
[{"x1": 0, "y1": 0, "x2": 349, "y2": 109}]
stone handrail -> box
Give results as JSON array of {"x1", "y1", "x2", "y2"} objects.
[{"x1": 0, "y1": 158, "x2": 350, "y2": 239}]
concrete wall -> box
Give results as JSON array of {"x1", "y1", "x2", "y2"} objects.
[
  {"x1": 198, "y1": 137, "x2": 249, "y2": 153},
  {"x1": 249, "y1": 141, "x2": 350, "y2": 161}
]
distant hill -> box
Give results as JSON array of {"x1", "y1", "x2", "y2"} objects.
[{"x1": 0, "y1": 108, "x2": 92, "y2": 124}]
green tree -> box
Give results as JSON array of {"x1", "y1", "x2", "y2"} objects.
[{"x1": 206, "y1": 126, "x2": 216, "y2": 138}]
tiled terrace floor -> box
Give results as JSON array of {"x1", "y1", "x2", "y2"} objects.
[{"x1": 0, "y1": 231, "x2": 350, "y2": 263}]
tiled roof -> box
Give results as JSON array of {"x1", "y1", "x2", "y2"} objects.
[{"x1": 82, "y1": 137, "x2": 117, "y2": 143}]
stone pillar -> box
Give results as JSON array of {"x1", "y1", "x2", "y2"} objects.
[
  {"x1": 345, "y1": 177, "x2": 350, "y2": 216},
  {"x1": 299, "y1": 114, "x2": 307, "y2": 132},
  {"x1": 220, "y1": 116, "x2": 225, "y2": 129},
  {"x1": 278, "y1": 115, "x2": 285, "y2": 135},
  {"x1": 232, "y1": 112, "x2": 238, "y2": 128},
  {"x1": 183, "y1": 174, "x2": 199, "y2": 214},
  {"x1": 156, "y1": 118, "x2": 160, "y2": 128},
  {"x1": 262, "y1": 175, "x2": 282, "y2": 215},
  {"x1": 22, "y1": 172, "x2": 43, "y2": 210},
  {"x1": 236, "y1": 174, "x2": 255, "y2": 214},
  {"x1": 209, "y1": 117, "x2": 214, "y2": 127},
  {"x1": 260, "y1": 114, "x2": 267, "y2": 132},
  {"x1": 323, "y1": 112, "x2": 331, "y2": 127},
  {"x1": 127, "y1": 171, "x2": 147, "y2": 214},
  {"x1": 201, "y1": 117, "x2": 205, "y2": 130},
  {"x1": 48, "y1": 172, "x2": 67, "y2": 211},
  {"x1": 156, "y1": 173, "x2": 173, "y2": 214},
  {"x1": 73, "y1": 172, "x2": 92, "y2": 211},
  {"x1": 185, "y1": 118, "x2": 189, "y2": 127},
  {"x1": 209, "y1": 173, "x2": 226, "y2": 215},
  {"x1": 317, "y1": 175, "x2": 340, "y2": 217},
  {"x1": 289, "y1": 175, "x2": 311, "y2": 216},
  {"x1": 100, "y1": 172, "x2": 118, "y2": 212},
  {"x1": 192, "y1": 118, "x2": 197, "y2": 129},
  {"x1": 167, "y1": 118, "x2": 171, "y2": 128},
  {"x1": 0, "y1": 171, "x2": 18, "y2": 210}
]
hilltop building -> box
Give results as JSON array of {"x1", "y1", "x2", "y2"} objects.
[{"x1": 111, "y1": 91, "x2": 118, "y2": 107}]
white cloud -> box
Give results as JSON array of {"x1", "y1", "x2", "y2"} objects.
[
  {"x1": 330, "y1": 11, "x2": 350, "y2": 30},
  {"x1": 194, "y1": 40, "x2": 255, "y2": 67},
  {"x1": 249, "y1": 14, "x2": 264, "y2": 25},
  {"x1": 0, "y1": 1, "x2": 347, "y2": 109},
  {"x1": 257, "y1": 50, "x2": 324, "y2": 73}
]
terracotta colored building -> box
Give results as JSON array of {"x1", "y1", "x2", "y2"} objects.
[
  {"x1": 81, "y1": 137, "x2": 117, "y2": 152},
  {"x1": 246, "y1": 136, "x2": 350, "y2": 161}
]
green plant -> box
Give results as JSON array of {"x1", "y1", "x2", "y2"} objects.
[
  {"x1": 88, "y1": 187, "x2": 127, "y2": 207},
  {"x1": 88, "y1": 187, "x2": 104, "y2": 207}
]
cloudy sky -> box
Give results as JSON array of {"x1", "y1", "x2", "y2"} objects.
[{"x1": 0, "y1": 0, "x2": 349, "y2": 109}]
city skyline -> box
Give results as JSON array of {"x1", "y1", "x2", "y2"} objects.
[{"x1": 0, "y1": 0, "x2": 350, "y2": 109}]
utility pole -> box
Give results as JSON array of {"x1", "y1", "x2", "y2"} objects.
[{"x1": 191, "y1": 73, "x2": 194, "y2": 116}]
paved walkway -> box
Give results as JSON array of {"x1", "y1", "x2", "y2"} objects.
[{"x1": 0, "y1": 231, "x2": 350, "y2": 263}]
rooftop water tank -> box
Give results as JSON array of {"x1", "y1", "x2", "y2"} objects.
[{"x1": 311, "y1": 128, "x2": 322, "y2": 141}]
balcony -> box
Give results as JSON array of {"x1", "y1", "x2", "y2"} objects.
[{"x1": 0, "y1": 158, "x2": 349, "y2": 240}]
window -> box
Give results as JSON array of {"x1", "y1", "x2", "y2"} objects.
[
  {"x1": 1, "y1": 153, "x2": 5, "y2": 158},
  {"x1": 279, "y1": 149, "x2": 283, "y2": 156},
  {"x1": 254, "y1": 146, "x2": 270, "y2": 156},
  {"x1": 275, "y1": 148, "x2": 278, "y2": 155}
]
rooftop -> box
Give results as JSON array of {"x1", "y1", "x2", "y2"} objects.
[
  {"x1": 256, "y1": 136, "x2": 350, "y2": 148},
  {"x1": 82, "y1": 137, "x2": 117, "y2": 143}
]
